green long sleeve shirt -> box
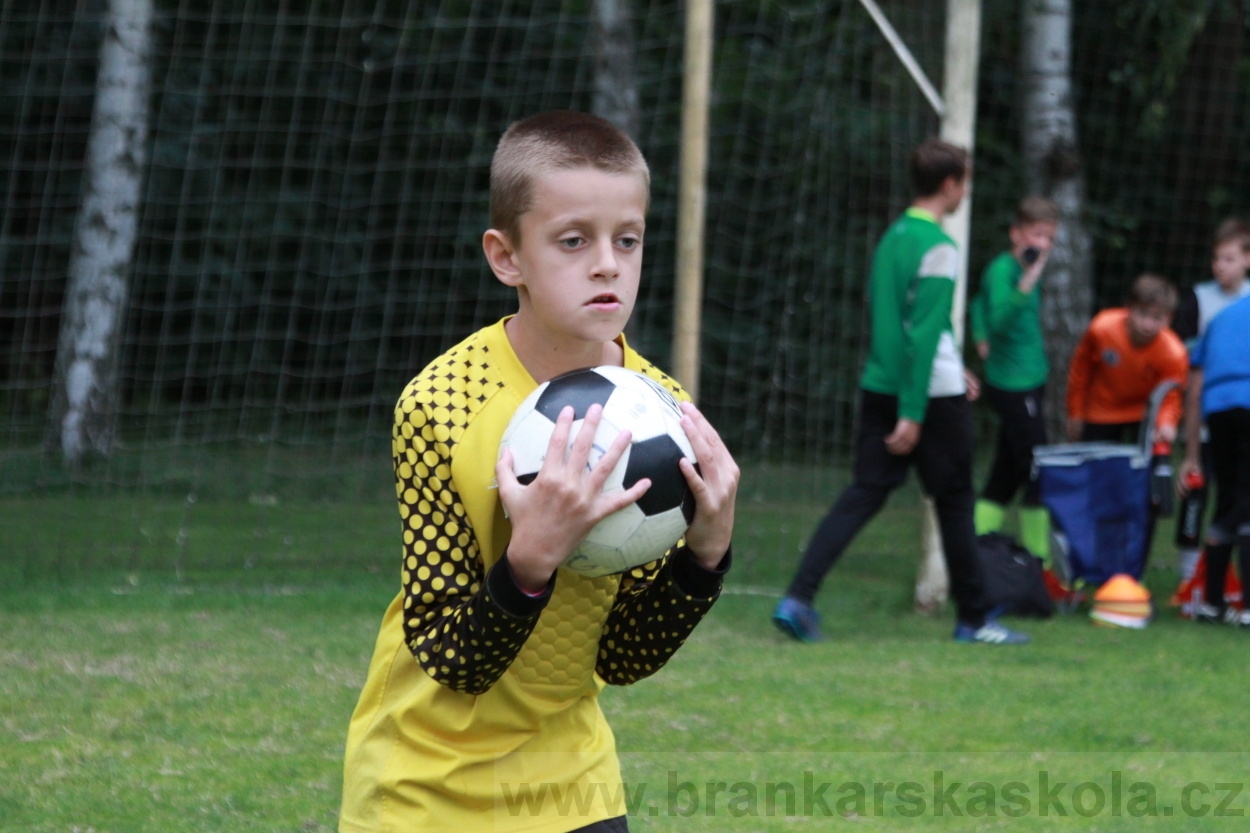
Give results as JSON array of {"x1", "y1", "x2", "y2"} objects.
[
  {"x1": 972, "y1": 251, "x2": 1048, "y2": 391},
  {"x1": 860, "y1": 208, "x2": 966, "y2": 422}
]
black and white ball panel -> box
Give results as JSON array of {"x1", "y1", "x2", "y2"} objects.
[
  {"x1": 625, "y1": 434, "x2": 698, "y2": 522},
  {"x1": 499, "y1": 366, "x2": 697, "y2": 576},
  {"x1": 533, "y1": 367, "x2": 618, "y2": 421}
]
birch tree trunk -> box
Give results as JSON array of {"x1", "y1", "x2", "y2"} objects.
[
  {"x1": 592, "y1": 0, "x2": 642, "y2": 344},
  {"x1": 50, "y1": 0, "x2": 153, "y2": 465},
  {"x1": 1020, "y1": 0, "x2": 1093, "y2": 440},
  {"x1": 591, "y1": 0, "x2": 641, "y2": 140}
]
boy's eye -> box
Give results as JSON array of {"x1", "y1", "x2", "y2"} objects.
[
  {"x1": 618, "y1": 236, "x2": 641, "y2": 250},
  {"x1": 559, "y1": 237, "x2": 584, "y2": 249}
]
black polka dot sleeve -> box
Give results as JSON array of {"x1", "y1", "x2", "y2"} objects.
[
  {"x1": 394, "y1": 394, "x2": 550, "y2": 695},
  {"x1": 596, "y1": 545, "x2": 730, "y2": 685}
]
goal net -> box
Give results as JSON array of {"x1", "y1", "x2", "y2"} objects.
[{"x1": 2, "y1": 1, "x2": 1248, "y2": 573}]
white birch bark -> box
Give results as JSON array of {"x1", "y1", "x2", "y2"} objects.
[
  {"x1": 1021, "y1": 0, "x2": 1093, "y2": 438},
  {"x1": 592, "y1": 0, "x2": 642, "y2": 343},
  {"x1": 591, "y1": 0, "x2": 641, "y2": 140},
  {"x1": 51, "y1": 0, "x2": 153, "y2": 464}
]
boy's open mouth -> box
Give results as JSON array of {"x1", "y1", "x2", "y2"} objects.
[{"x1": 588, "y1": 293, "x2": 619, "y2": 305}]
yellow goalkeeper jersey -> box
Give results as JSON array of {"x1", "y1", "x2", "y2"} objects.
[{"x1": 339, "y1": 318, "x2": 726, "y2": 833}]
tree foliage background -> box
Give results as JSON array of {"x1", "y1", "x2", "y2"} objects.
[{"x1": 2, "y1": 0, "x2": 1248, "y2": 497}]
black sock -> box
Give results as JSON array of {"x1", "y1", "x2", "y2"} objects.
[
  {"x1": 1238, "y1": 535, "x2": 1250, "y2": 611},
  {"x1": 1205, "y1": 543, "x2": 1233, "y2": 611}
]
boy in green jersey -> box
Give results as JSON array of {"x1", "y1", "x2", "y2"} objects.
[
  {"x1": 969, "y1": 197, "x2": 1060, "y2": 562},
  {"x1": 773, "y1": 139, "x2": 1028, "y2": 646}
]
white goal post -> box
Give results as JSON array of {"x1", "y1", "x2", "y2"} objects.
[{"x1": 673, "y1": 0, "x2": 983, "y2": 609}]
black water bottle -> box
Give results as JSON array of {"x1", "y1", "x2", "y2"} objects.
[
  {"x1": 1177, "y1": 470, "x2": 1206, "y2": 546},
  {"x1": 1150, "y1": 442, "x2": 1174, "y2": 516}
]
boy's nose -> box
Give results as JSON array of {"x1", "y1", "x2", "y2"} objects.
[{"x1": 591, "y1": 240, "x2": 619, "y2": 277}]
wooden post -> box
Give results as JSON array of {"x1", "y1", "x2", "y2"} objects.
[{"x1": 671, "y1": 0, "x2": 713, "y2": 400}]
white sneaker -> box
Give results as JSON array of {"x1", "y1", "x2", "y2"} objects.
[
  {"x1": 1230, "y1": 609, "x2": 1250, "y2": 629},
  {"x1": 1193, "y1": 602, "x2": 1224, "y2": 624}
]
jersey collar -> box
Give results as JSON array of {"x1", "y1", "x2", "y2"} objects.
[{"x1": 905, "y1": 207, "x2": 939, "y2": 224}]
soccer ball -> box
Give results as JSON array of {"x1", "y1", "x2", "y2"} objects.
[{"x1": 499, "y1": 366, "x2": 697, "y2": 577}]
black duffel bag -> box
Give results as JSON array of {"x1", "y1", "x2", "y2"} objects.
[{"x1": 975, "y1": 532, "x2": 1054, "y2": 618}]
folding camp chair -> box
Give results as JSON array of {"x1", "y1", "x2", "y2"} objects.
[{"x1": 1034, "y1": 382, "x2": 1177, "y2": 588}]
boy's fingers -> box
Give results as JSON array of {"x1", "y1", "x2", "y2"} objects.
[
  {"x1": 584, "y1": 427, "x2": 631, "y2": 493},
  {"x1": 679, "y1": 456, "x2": 707, "y2": 494},
  {"x1": 679, "y1": 403, "x2": 740, "y2": 497},
  {"x1": 609, "y1": 476, "x2": 651, "y2": 512},
  {"x1": 679, "y1": 402, "x2": 721, "y2": 461},
  {"x1": 545, "y1": 405, "x2": 576, "y2": 465},
  {"x1": 494, "y1": 449, "x2": 520, "y2": 511},
  {"x1": 495, "y1": 447, "x2": 516, "y2": 482},
  {"x1": 567, "y1": 403, "x2": 603, "y2": 467},
  {"x1": 680, "y1": 401, "x2": 710, "y2": 433}
]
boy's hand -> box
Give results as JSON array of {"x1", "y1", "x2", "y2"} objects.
[
  {"x1": 677, "y1": 402, "x2": 739, "y2": 570},
  {"x1": 497, "y1": 404, "x2": 650, "y2": 593},
  {"x1": 884, "y1": 418, "x2": 921, "y2": 456},
  {"x1": 1017, "y1": 247, "x2": 1050, "y2": 294},
  {"x1": 1066, "y1": 417, "x2": 1084, "y2": 442},
  {"x1": 963, "y1": 369, "x2": 981, "y2": 402},
  {"x1": 1177, "y1": 457, "x2": 1202, "y2": 497}
]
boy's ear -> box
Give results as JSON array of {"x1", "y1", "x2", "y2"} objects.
[
  {"x1": 483, "y1": 229, "x2": 523, "y2": 287},
  {"x1": 940, "y1": 173, "x2": 967, "y2": 207}
]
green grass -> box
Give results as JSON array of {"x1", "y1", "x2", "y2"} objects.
[
  {"x1": 2, "y1": 465, "x2": 1247, "y2": 831},
  {"x1": 0, "y1": 598, "x2": 375, "y2": 832}
]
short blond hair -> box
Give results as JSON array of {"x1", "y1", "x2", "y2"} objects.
[
  {"x1": 1213, "y1": 217, "x2": 1250, "y2": 252},
  {"x1": 489, "y1": 110, "x2": 650, "y2": 245},
  {"x1": 1015, "y1": 195, "x2": 1060, "y2": 226}
]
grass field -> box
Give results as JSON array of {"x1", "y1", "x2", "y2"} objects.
[{"x1": 2, "y1": 465, "x2": 1247, "y2": 831}]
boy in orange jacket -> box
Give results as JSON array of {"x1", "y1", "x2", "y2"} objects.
[
  {"x1": 1066, "y1": 273, "x2": 1188, "y2": 445},
  {"x1": 1064, "y1": 273, "x2": 1189, "y2": 569}
]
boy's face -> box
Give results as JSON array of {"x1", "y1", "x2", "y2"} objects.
[
  {"x1": 1125, "y1": 304, "x2": 1172, "y2": 348},
  {"x1": 490, "y1": 167, "x2": 646, "y2": 350},
  {"x1": 1009, "y1": 220, "x2": 1057, "y2": 263},
  {"x1": 1211, "y1": 240, "x2": 1250, "y2": 292}
]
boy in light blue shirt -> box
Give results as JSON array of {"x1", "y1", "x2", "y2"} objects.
[{"x1": 1179, "y1": 294, "x2": 1250, "y2": 626}]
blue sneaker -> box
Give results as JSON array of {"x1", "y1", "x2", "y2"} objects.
[
  {"x1": 953, "y1": 620, "x2": 1030, "y2": 645},
  {"x1": 773, "y1": 596, "x2": 822, "y2": 642}
]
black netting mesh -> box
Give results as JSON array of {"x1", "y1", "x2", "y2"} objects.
[{"x1": 2, "y1": 0, "x2": 1248, "y2": 566}]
